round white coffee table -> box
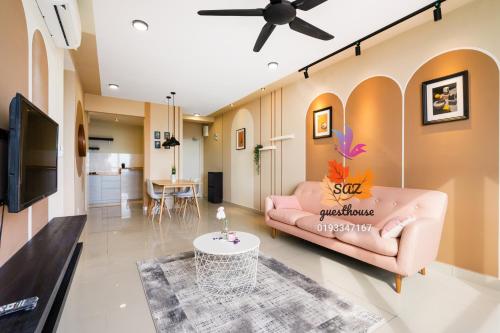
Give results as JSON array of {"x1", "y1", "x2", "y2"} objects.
[{"x1": 193, "y1": 231, "x2": 260, "y2": 297}]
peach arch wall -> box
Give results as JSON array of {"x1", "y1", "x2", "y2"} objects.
[
  {"x1": 404, "y1": 49, "x2": 499, "y2": 277},
  {"x1": 306, "y1": 92, "x2": 344, "y2": 181}
]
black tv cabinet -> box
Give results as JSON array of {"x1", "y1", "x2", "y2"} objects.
[{"x1": 0, "y1": 215, "x2": 86, "y2": 333}]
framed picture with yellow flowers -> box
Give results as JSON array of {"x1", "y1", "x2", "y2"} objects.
[{"x1": 313, "y1": 107, "x2": 332, "y2": 139}]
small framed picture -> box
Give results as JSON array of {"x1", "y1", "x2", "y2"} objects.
[
  {"x1": 164, "y1": 132, "x2": 170, "y2": 140},
  {"x1": 154, "y1": 140, "x2": 161, "y2": 149},
  {"x1": 422, "y1": 71, "x2": 469, "y2": 125},
  {"x1": 236, "y1": 128, "x2": 246, "y2": 150},
  {"x1": 154, "y1": 131, "x2": 161, "y2": 140},
  {"x1": 313, "y1": 107, "x2": 332, "y2": 139}
]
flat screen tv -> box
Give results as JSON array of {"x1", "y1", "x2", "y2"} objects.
[{"x1": 8, "y1": 93, "x2": 58, "y2": 213}]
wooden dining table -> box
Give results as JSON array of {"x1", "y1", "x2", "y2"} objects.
[{"x1": 152, "y1": 179, "x2": 201, "y2": 223}]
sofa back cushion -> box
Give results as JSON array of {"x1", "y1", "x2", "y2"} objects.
[
  {"x1": 293, "y1": 182, "x2": 448, "y2": 227},
  {"x1": 271, "y1": 195, "x2": 302, "y2": 210}
]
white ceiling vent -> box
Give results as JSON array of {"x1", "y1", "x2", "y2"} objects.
[{"x1": 36, "y1": 0, "x2": 82, "y2": 49}]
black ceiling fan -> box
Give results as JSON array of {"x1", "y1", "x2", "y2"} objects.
[{"x1": 198, "y1": 0, "x2": 334, "y2": 52}]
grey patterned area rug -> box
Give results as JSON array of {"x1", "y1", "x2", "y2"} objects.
[{"x1": 137, "y1": 252, "x2": 383, "y2": 333}]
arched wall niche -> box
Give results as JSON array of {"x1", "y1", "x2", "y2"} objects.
[
  {"x1": 305, "y1": 92, "x2": 344, "y2": 181},
  {"x1": 346, "y1": 76, "x2": 403, "y2": 187},
  {"x1": 0, "y1": 0, "x2": 29, "y2": 266},
  {"x1": 31, "y1": 29, "x2": 50, "y2": 237},
  {"x1": 230, "y1": 109, "x2": 254, "y2": 208},
  {"x1": 404, "y1": 49, "x2": 499, "y2": 277}
]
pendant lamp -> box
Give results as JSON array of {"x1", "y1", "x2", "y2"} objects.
[
  {"x1": 162, "y1": 96, "x2": 172, "y2": 148},
  {"x1": 169, "y1": 92, "x2": 180, "y2": 146}
]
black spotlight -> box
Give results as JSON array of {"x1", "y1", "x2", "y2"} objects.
[
  {"x1": 433, "y1": 1, "x2": 442, "y2": 21},
  {"x1": 304, "y1": 68, "x2": 309, "y2": 79},
  {"x1": 355, "y1": 42, "x2": 361, "y2": 56}
]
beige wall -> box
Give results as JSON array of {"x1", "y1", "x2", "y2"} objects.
[
  {"x1": 1, "y1": 0, "x2": 66, "y2": 265},
  {"x1": 0, "y1": 0, "x2": 30, "y2": 266},
  {"x1": 85, "y1": 94, "x2": 145, "y2": 117},
  {"x1": 204, "y1": 0, "x2": 500, "y2": 277},
  {"x1": 89, "y1": 119, "x2": 144, "y2": 154}
]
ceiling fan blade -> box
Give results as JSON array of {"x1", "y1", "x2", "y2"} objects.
[
  {"x1": 253, "y1": 23, "x2": 276, "y2": 52},
  {"x1": 292, "y1": 0, "x2": 328, "y2": 11},
  {"x1": 198, "y1": 9, "x2": 264, "y2": 16},
  {"x1": 289, "y1": 17, "x2": 333, "y2": 40}
]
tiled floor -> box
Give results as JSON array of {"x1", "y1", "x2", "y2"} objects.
[{"x1": 58, "y1": 200, "x2": 500, "y2": 333}]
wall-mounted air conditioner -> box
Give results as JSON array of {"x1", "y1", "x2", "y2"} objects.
[{"x1": 36, "y1": 0, "x2": 82, "y2": 49}]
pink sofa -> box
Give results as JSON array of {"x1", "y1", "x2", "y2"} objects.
[{"x1": 265, "y1": 182, "x2": 448, "y2": 293}]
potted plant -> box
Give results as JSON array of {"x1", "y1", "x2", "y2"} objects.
[
  {"x1": 171, "y1": 165, "x2": 177, "y2": 183},
  {"x1": 254, "y1": 144, "x2": 263, "y2": 174}
]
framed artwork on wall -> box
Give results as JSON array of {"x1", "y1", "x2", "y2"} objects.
[
  {"x1": 154, "y1": 140, "x2": 161, "y2": 149},
  {"x1": 422, "y1": 70, "x2": 469, "y2": 125},
  {"x1": 154, "y1": 131, "x2": 161, "y2": 140},
  {"x1": 313, "y1": 107, "x2": 332, "y2": 139},
  {"x1": 236, "y1": 128, "x2": 246, "y2": 150},
  {"x1": 164, "y1": 132, "x2": 170, "y2": 139}
]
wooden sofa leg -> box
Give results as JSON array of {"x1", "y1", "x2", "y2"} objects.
[
  {"x1": 419, "y1": 268, "x2": 426, "y2": 275},
  {"x1": 271, "y1": 228, "x2": 277, "y2": 239},
  {"x1": 395, "y1": 274, "x2": 403, "y2": 294}
]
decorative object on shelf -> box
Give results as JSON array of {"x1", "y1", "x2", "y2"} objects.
[
  {"x1": 216, "y1": 207, "x2": 229, "y2": 239},
  {"x1": 422, "y1": 70, "x2": 469, "y2": 125},
  {"x1": 269, "y1": 134, "x2": 295, "y2": 142},
  {"x1": 313, "y1": 107, "x2": 332, "y2": 139},
  {"x1": 259, "y1": 145, "x2": 277, "y2": 151},
  {"x1": 154, "y1": 131, "x2": 161, "y2": 140},
  {"x1": 171, "y1": 165, "x2": 177, "y2": 183},
  {"x1": 154, "y1": 141, "x2": 161, "y2": 149},
  {"x1": 236, "y1": 128, "x2": 246, "y2": 150},
  {"x1": 77, "y1": 124, "x2": 86, "y2": 157},
  {"x1": 253, "y1": 144, "x2": 263, "y2": 174}
]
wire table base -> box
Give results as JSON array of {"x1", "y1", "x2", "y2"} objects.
[{"x1": 194, "y1": 247, "x2": 259, "y2": 297}]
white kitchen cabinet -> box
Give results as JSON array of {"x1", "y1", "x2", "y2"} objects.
[
  {"x1": 89, "y1": 174, "x2": 121, "y2": 205},
  {"x1": 120, "y1": 169, "x2": 143, "y2": 200}
]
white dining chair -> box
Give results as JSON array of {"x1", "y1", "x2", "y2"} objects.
[
  {"x1": 175, "y1": 178, "x2": 200, "y2": 218},
  {"x1": 146, "y1": 179, "x2": 171, "y2": 220}
]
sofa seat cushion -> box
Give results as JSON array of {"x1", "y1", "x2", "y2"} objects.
[
  {"x1": 334, "y1": 223, "x2": 399, "y2": 256},
  {"x1": 268, "y1": 209, "x2": 313, "y2": 226},
  {"x1": 296, "y1": 215, "x2": 346, "y2": 238}
]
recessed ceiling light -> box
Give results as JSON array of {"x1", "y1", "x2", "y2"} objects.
[
  {"x1": 193, "y1": 113, "x2": 200, "y2": 117},
  {"x1": 261, "y1": 88, "x2": 266, "y2": 92},
  {"x1": 132, "y1": 20, "x2": 149, "y2": 31},
  {"x1": 230, "y1": 104, "x2": 234, "y2": 107},
  {"x1": 108, "y1": 84, "x2": 119, "y2": 90},
  {"x1": 119, "y1": 303, "x2": 127, "y2": 309},
  {"x1": 268, "y1": 62, "x2": 279, "y2": 70}
]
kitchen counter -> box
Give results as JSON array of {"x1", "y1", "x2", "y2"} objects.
[{"x1": 89, "y1": 170, "x2": 143, "y2": 205}]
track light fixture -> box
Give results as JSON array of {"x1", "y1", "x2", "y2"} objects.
[
  {"x1": 355, "y1": 42, "x2": 361, "y2": 56},
  {"x1": 433, "y1": 1, "x2": 442, "y2": 22},
  {"x1": 298, "y1": 0, "x2": 447, "y2": 75}
]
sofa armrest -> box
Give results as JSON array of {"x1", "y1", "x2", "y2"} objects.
[
  {"x1": 264, "y1": 197, "x2": 274, "y2": 224},
  {"x1": 396, "y1": 218, "x2": 443, "y2": 276}
]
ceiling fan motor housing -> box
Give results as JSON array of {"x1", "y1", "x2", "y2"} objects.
[{"x1": 264, "y1": 1, "x2": 297, "y2": 25}]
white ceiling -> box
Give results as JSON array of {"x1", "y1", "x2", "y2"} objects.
[{"x1": 92, "y1": 0, "x2": 465, "y2": 115}]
